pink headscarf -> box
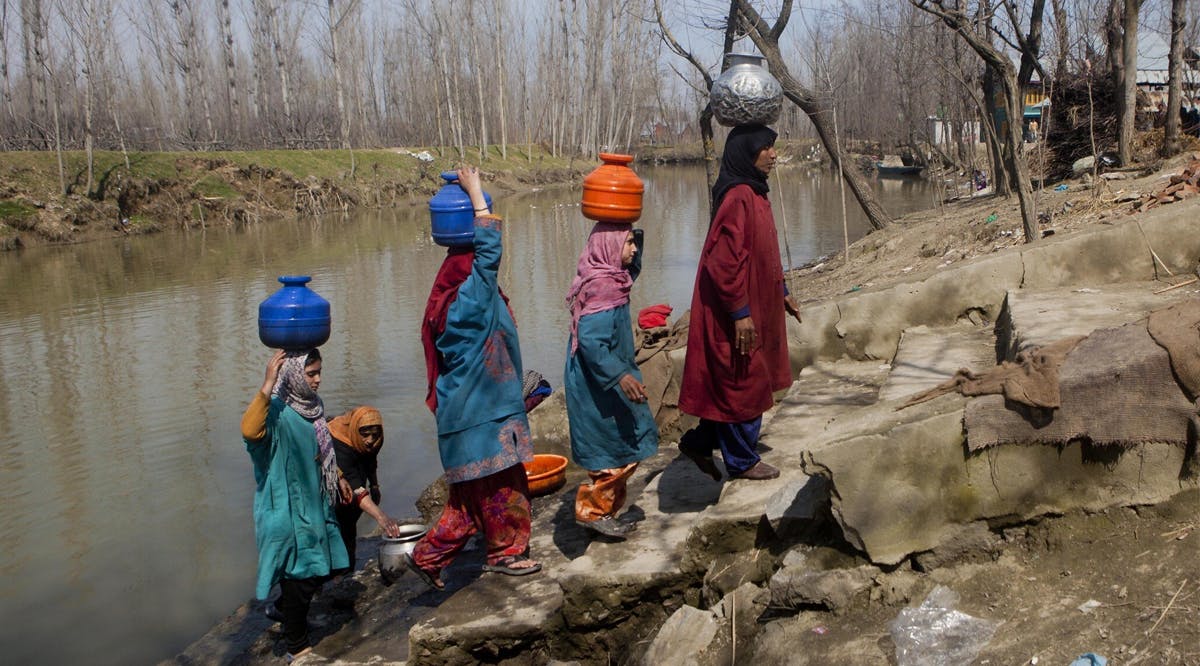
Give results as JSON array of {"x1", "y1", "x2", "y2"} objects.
[{"x1": 565, "y1": 222, "x2": 634, "y2": 354}]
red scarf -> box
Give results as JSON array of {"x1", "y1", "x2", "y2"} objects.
[{"x1": 420, "y1": 248, "x2": 513, "y2": 412}]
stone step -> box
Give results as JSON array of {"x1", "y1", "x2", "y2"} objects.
[
  {"x1": 684, "y1": 360, "x2": 891, "y2": 568},
  {"x1": 407, "y1": 444, "x2": 712, "y2": 662},
  {"x1": 876, "y1": 323, "x2": 997, "y2": 403},
  {"x1": 996, "y1": 280, "x2": 1198, "y2": 360}
]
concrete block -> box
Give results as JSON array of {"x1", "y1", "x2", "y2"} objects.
[
  {"x1": 879, "y1": 323, "x2": 998, "y2": 402},
  {"x1": 996, "y1": 281, "x2": 1198, "y2": 360}
]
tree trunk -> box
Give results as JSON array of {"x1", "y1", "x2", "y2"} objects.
[
  {"x1": 1104, "y1": 0, "x2": 1123, "y2": 75},
  {"x1": 1050, "y1": 0, "x2": 1069, "y2": 81},
  {"x1": 217, "y1": 0, "x2": 240, "y2": 141},
  {"x1": 467, "y1": 1, "x2": 486, "y2": 161},
  {"x1": 0, "y1": 0, "x2": 16, "y2": 147},
  {"x1": 1117, "y1": 0, "x2": 1141, "y2": 166},
  {"x1": 494, "y1": 0, "x2": 508, "y2": 160},
  {"x1": 1162, "y1": 0, "x2": 1185, "y2": 157},
  {"x1": 22, "y1": 0, "x2": 51, "y2": 149},
  {"x1": 982, "y1": 65, "x2": 1010, "y2": 195},
  {"x1": 325, "y1": 0, "x2": 353, "y2": 174},
  {"x1": 269, "y1": 3, "x2": 293, "y2": 139}
]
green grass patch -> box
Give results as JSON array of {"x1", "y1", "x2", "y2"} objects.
[
  {"x1": 192, "y1": 174, "x2": 239, "y2": 199},
  {"x1": 0, "y1": 199, "x2": 34, "y2": 220},
  {"x1": 0, "y1": 145, "x2": 581, "y2": 203}
]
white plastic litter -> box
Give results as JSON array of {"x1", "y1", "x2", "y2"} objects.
[{"x1": 890, "y1": 585, "x2": 1000, "y2": 666}]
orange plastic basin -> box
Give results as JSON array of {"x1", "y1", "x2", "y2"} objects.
[{"x1": 524, "y1": 454, "x2": 568, "y2": 497}]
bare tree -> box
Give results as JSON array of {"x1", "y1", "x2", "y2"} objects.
[
  {"x1": 465, "y1": 0, "x2": 487, "y2": 160},
  {"x1": 491, "y1": 0, "x2": 508, "y2": 159},
  {"x1": 0, "y1": 0, "x2": 15, "y2": 146},
  {"x1": 169, "y1": 0, "x2": 215, "y2": 146},
  {"x1": 319, "y1": 0, "x2": 358, "y2": 171},
  {"x1": 1162, "y1": 0, "x2": 1185, "y2": 157},
  {"x1": 58, "y1": 0, "x2": 108, "y2": 194},
  {"x1": 21, "y1": 0, "x2": 51, "y2": 148},
  {"x1": 216, "y1": 0, "x2": 240, "y2": 141},
  {"x1": 910, "y1": 0, "x2": 1042, "y2": 244},
  {"x1": 736, "y1": 0, "x2": 894, "y2": 231},
  {"x1": 1116, "y1": 0, "x2": 1143, "y2": 165}
]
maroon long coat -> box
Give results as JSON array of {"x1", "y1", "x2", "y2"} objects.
[{"x1": 679, "y1": 184, "x2": 792, "y2": 422}]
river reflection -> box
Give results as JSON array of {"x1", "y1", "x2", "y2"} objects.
[{"x1": 0, "y1": 164, "x2": 932, "y2": 664}]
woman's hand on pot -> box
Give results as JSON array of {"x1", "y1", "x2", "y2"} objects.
[
  {"x1": 380, "y1": 517, "x2": 401, "y2": 538},
  {"x1": 260, "y1": 349, "x2": 286, "y2": 395},
  {"x1": 456, "y1": 166, "x2": 488, "y2": 211}
]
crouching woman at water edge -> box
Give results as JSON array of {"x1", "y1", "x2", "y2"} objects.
[
  {"x1": 241, "y1": 348, "x2": 348, "y2": 660},
  {"x1": 407, "y1": 165, "x2": 540, "y2": 589},
  {"x1": 329, "y1": 405, "x2": 403, "y2": 569}
]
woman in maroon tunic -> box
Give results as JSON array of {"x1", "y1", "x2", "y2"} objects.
[{"x1": 678, "y1": 124, "x2": 802, "y2": 481}]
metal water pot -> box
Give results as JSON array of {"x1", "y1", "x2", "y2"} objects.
[
  {"x1": 710, "y1": 53, "x2": 783, "y2": 127},
  {"x1": 378, "y1": 523, "x2": 427, "y2": 582}
]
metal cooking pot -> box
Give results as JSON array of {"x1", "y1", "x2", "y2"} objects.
[
  {"x1": 710, "y1": 53, "x2": 783, "y2": 127},
  {"x1": 378, "y1": 523, "x2": 427, "y2": 583}
]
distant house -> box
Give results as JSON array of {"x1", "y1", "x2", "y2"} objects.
[{"x1": 1135, "y1": 33, "x2": 1200, "y2": 106}]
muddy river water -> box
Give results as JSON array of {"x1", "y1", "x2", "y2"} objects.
[{"x1": 0, "y1": 164, "x2": 933, "y2": 664}]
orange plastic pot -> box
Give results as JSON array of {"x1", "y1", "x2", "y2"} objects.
[
  {"x1": 524, "y1": 454, "x2": 568, "y2": 497},
  {"x1": 581, "y1": 153, "x2": 644, "y2": 224}
]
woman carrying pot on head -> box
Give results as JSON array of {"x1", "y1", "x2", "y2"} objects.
[
  {"x1": 328, "y1": 406, "x2": 402, "y2": 569},
  {"x1": 241, "y1": 348, "x2": 349, "y2": 661},
  {"x1": 677, "y1": 124, "x2": 803, "y2": 484},
  {"x1": 564, "y1": 224, "x2": 659, "y2": 540},
  {"x1": 406, "y1": 165, "x2": 540, "y2": 590}
]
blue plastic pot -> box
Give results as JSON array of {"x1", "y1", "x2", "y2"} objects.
[
  {"x1": 258, "y1": 275, "x2": 331, "y2": 350},
  {"x1": 429, "y1": 171, "x2": 492, "y2": 247}
]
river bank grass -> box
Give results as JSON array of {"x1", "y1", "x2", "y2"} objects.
[
  {"x1": 0, "y1": 140, "x2": 796, "y2": 250},
  {"x1": 0, "y1": 145, "x2": 605, "y2": 248}
]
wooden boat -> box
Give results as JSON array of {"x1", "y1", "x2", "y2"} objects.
[{"x1": 875, "y1": 162, "x2": 924, "y2": 177}]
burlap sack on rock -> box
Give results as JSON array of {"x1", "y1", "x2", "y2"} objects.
[{"x1": 965, "y1": 319, "x2": 1195, "y2": 451}]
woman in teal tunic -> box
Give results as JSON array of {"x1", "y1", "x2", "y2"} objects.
[
  {"x1": 241, "y1": 348, "x2": 349, "y2": 660},
  {"x1": 564, "y1": 224, "x2": 659, "y2": 539},
  {"x1": 409, "y1": 165, "x2": 539, "y2": 589}
]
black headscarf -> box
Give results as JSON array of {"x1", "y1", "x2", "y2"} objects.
[{"x1": 710, "y1": 124, "x2": 778, "y2": 211}]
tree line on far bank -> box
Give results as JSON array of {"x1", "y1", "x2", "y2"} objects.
[{"x1": 2, "y1": 0, "x2": 1197, "y2": 244}]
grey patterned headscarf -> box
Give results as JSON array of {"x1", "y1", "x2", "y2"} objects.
[{"x1": 272, "y1": 350, "x2": 338, "y2": 506}]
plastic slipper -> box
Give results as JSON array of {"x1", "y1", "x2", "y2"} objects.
[
  {"x1": 403, "y1": 552, "x2": 444, "y2": 590},
  {"x1": 481, "y1": 555, "x2": 542, "y2": 576},
  {"x1": 576, "y1": 516, "x2": 634, "y2": 540}
]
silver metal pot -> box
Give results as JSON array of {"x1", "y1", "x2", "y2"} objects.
[
  {"x1": 710, "y1": 53, "x2": 783, "y2": 127},
  {"x1": 378, "y1": 523, "x2": 427, "y2": 581}
]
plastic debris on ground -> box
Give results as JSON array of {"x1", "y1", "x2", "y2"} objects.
[
  {"x1": 889, "y1": 585, "x2": 999, "y2": 666},
  {"x1": 1055, "y1": 184, "x2": 1069, "y2": 191},
  {"x1": 1076, "y1": 599, "x2": 1102, "y2": 614},
  {"x1": 985, "y1": 213, "x2": 999, "y2": 224},
  {"x1": 1068, "y1": 653, "x2": 1108, "y2": 666}
]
